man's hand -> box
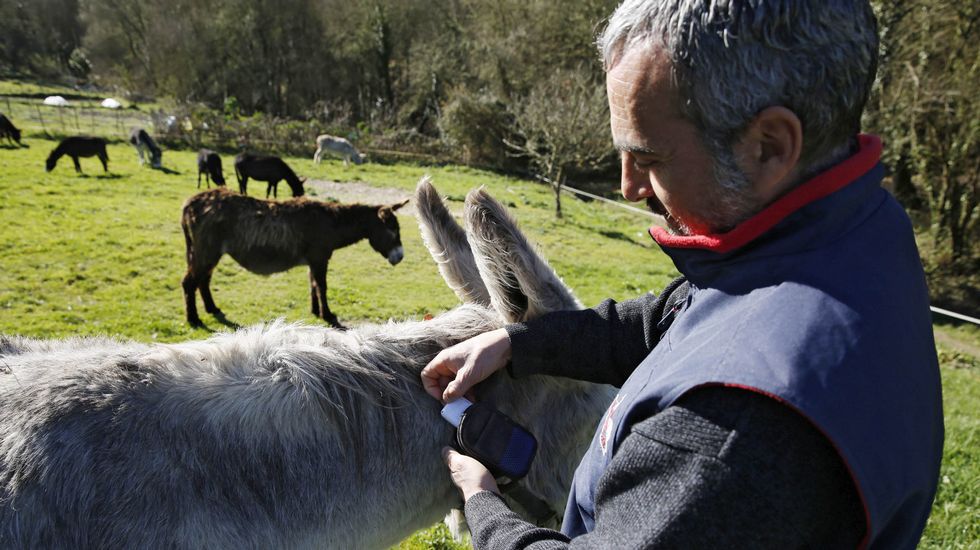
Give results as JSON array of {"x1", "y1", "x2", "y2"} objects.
[
  {"x1": 421, "y1": 328, "x2": 512, "y2": 402},
  {"x1": 443, "y1": 447, "x2": 499, "y2": 501}
]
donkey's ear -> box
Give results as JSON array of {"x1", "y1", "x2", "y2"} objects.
[
  {"x1": 415, "y1": 176, "x2": 491, "y2": 306},
  {"x1": 464, "y1": 187, "x2": 582, "y2": 322},
  {"x1": 391, "y1": 199, "x2": 410, "y2": 211}
]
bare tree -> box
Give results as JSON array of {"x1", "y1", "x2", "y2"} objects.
[{"x1": 505, "y1": 67, "x2": 613, "y2": 217}]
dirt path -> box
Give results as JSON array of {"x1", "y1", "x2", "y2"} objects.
[
  {"x1": 933, "y1": 328, "x2": 980, "y2": 359},
  {"x1": 305, "y1": 179, "x2": 418, "y2": 215}
]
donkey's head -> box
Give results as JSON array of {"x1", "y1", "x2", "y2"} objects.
[
  {"x1": 45, "y1": 150, "x2": 59, "y2": 172},
  {"x1": 416, "y1": 176, "x2": 607, "y2": 524},
  {"x1": 368, "y1": 199, "x2": 409, "y2": 265}
]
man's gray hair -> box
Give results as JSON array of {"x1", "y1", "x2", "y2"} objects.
[{"x1": 599, "y1": 0, "x2": 879, "y2": 177}]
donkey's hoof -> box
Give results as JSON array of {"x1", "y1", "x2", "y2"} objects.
[
  {"x1": 205, "y1": 306, "x2": 224, "y2": 316},
  {"x1": 188, "y1": 317, "x2": 205, "y2": 328}
]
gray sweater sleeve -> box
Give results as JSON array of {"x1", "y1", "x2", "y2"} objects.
[
  {"x1": 463, "y1": 386, "x2": 865, "y2": 549},
  {"x1": 505, "y1": 293, "x2": 668, "y2": 387}
]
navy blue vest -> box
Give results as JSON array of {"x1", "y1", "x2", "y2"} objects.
[{"x1": 563, "y1": 136, "x2": 944, "y2": 549}]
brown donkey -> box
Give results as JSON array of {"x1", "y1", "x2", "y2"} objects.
[{"x1": 181, "y1": 188, "x2": 407, "y2": 328}]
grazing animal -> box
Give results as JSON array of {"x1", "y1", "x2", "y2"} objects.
[
  {"x1": 181, "y1": 189, "x2": 407, "y2": 328},
  {"x1": 45, "y1": 136, "x2": 109, "y2": 173},
  {"x1": 197, "y1": 149, "x2": 225, "y2": 188},
  {"x1": 0, "y1": 113, "x2": 21, "y2": 145},
  {"x1": 314, "y1": 134, "x2": 365, "y2": 166},
  {"x1": 234, "y1": 153, "x2": 305, "y2": 198},
  {"x1": 129, "y1": 127, "x2": 162, "y2": 168},
  {"x1": 0, "y1": 178, "x2": 613, "y2": 548}
]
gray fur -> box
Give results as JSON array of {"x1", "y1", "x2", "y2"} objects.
[
  {"x1": 0, "y1": 177, "x2": 614, "y2": 549},
  {"x1": 414, "y1": 176, "x2": 491, "y2": 307}
]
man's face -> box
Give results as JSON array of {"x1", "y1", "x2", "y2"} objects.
[{"x1": 607, "y1": 46, "x2": 755, "y2": 235}]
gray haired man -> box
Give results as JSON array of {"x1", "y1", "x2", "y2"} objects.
[{"x1": 423, "y1": 1, "x2": 943, "y2": 548}]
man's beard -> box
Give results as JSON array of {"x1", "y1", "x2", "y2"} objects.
[{"x1": 646, "y1": 172, "x2": 758, "y2": 236}]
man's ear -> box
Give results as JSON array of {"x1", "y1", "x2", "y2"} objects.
[{"x1": 735, "y1": 106, "x2": 803, "y2": 205}]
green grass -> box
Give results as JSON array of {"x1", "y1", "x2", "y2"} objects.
[
  {"x1": 0, "y1": 78, "x2": 104, "y2": 99},
  {"x1": 1, "y1": 136, "x2": 976, "y2": 548}
]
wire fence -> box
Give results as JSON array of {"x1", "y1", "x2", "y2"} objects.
[{"x1": 1, "y1": 95, "x2": 152, "y2": 141}]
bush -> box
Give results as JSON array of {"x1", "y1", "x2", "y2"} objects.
[{"x1": 440, "y1": 90, "x2": 517, "y2": 171}]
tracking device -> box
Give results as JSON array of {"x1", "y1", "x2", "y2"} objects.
[{"x1": 440, "y1": 398, "x2": 538, "y2": 481}]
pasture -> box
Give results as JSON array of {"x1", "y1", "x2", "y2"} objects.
[{"x1": 0, "y1": 137, "x2": 977, "y2": 547}]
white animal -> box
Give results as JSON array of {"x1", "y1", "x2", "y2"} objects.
[
  {"x1": 0, "y1": 177, "x2": 613, "y2": 549},
  {"x1": 314, "y1": 134, "x2": 365, "y2": 166}
]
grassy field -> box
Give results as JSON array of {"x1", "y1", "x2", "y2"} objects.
[{"x1": 1, "y1": 137, "x2": 977, "y2": 548}]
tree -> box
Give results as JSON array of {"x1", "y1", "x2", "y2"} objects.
[
  {"x1": 868, "y1": 1, "x2": 980, "y2": 262},
  {"x1": 505, "y1": 67, "x2": 613, "y2": 218}
]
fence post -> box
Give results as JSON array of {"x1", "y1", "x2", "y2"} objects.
[{"x1": 35, "y1": 104, "x2": 48, "y2": 135}]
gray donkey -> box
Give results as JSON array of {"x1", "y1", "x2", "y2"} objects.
[{"x1": 0, "y1": 177, "x2": 614, "y2": 549}]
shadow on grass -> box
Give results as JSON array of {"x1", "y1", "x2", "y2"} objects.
[
  {"x1": 74, "y1": 173, "x2": 124, "y2": 179},
  {"x1": 152, "y1": 166, "x2": 181, "y2": 175},
  {"x1": 208, "y1": 311, "x2": 241, "y2": 331},
  {"x1": 0, "y1": 143, "x2": 28, "y2": 149}
]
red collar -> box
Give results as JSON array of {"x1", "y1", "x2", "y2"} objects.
[{"x1": 650, "y1": 134, "x2": 883, "y2": 253}]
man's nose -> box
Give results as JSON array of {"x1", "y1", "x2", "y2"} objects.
[{"x1": 620, "y1": 156, "x2": 654, "y2": 202}]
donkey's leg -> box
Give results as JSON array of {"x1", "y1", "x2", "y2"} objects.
[
  {"x1": 309, "y1": 269, "x2": 320, "y2": 317},
  {"x1": 182, "y1": 268, "x2": 203, "y2": 326},
  {"x1": 310, "y1": 261, "x2": 342, "y2": 328},
  {"x1": 183, "y1": 240, "x2": 222, "y2": 325},
  {"x1": 98, "y1": 152, "x2": 108, "y2": 173},
  {"x1": 72, "y1": 155, "x2": 82, "y2": 173},
  {"x1": 197, "y1": 169, "x2": 203, "y2": 188},
  {"x1": 199, "y1": 266, "x2": 222, "y2": 315},
  {"x1": 314, "y1": 148, "x2": 322, "y2": 164}
]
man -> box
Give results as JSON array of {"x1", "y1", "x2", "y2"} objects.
[{"x1": 421, "y1": 1, "x2": 943, "y2": 548}]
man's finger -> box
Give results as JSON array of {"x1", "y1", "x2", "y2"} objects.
[{"x1": 422, "y1": 375, "x2": 446, "y2": 400}]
